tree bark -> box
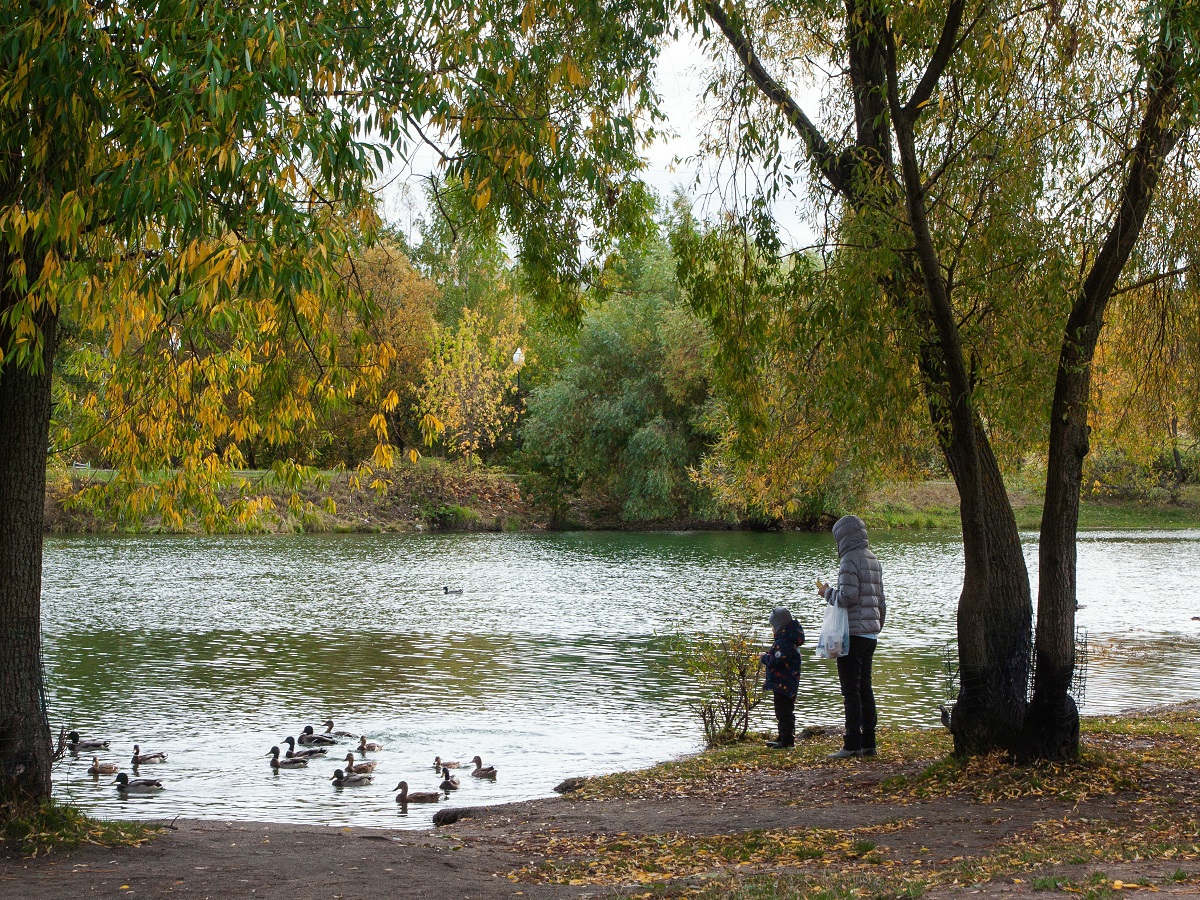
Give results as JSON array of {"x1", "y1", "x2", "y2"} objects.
[
  {"x1": 706, "y1": 0, "x2": 1034, "y2": 754},
  {"x1": 0, "y1": 260, "x2": 56, "y2": 804},
  {"x1": 1021, "y1": 13, "x2": 1182, "y2": 761}
]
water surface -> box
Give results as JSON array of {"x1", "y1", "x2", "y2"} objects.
[{"x1": 43, "y1": 529, "x2": 1200, "y2": 828}]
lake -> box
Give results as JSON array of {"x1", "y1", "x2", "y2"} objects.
[{"x1": 42, "y1": 528, "x2": 1200, "y2": 828}]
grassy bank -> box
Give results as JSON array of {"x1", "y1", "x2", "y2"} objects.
[
  {"x1": 1, "y1": 802, "x2": 157, "y2": 857},
  {"x1": 863, "y1": 481, "x2": 1200, "y2": 531},
  {"x1": 517, "y1": 704, "x2": 1200, "y2": 897}
]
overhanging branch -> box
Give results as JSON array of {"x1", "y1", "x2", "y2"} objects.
[{"x1": 703, "y1": 0, "x2": 852, "y2": 198}]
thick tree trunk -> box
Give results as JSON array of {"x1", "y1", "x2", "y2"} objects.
[
  {"x1": 948, "y1": 420, "x2": 1032, "y2": 755},
  {"x1": 0, "y1": 292, "x2": 56, "y2": 804},
  {"x1": 913, "y1": 282, "x2": 1032, "y2": 756},
  {"x1": 895, "y1": 88, "x2": 1032, "y2": 755}
]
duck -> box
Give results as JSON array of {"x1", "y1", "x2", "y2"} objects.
[
  {"x1": 267, "y1": 746, "x2": 309, "y2": 770},
  {"x1": 469, "y1": 755, "x2": 497, "y2": 779},
  {"x1": 434, "y1": 756, "x2": 461, "y2": 770},
  {"x1": 443, "y1": 586, "x2": 463, "y2": 595},
  {"x1": 357, "y1": 736, "x2": 383, "y2": 753},
  {"x1": 131, "y1": 744, "x2": 167, "y2": 765},
  {"x1": 283, "y1": 736, "x2": 327, "y2": 760},
  {"x1": 439, "y1": 766, "x2": 461, "y2": 790},
  {"x1": 393, "y1": 781, "x2": 440, "y2": 804},
  {"x1": 113, "y1": 772, "x2": 163, "y2": 793},
  {"x1": 330, "y1": 768, "x2": 373, "y2": 787},
  {"x1": 87, "y1": 757, "x2": 119, "y2": 776},
  {"x1": 342, "y1": 752, "x2": 377, "y2": 774},
  {"x1": 297, "y1": 725, "x2": 338, "y2": 747},
  {"x1": 321, "y1": 719, "x2": 359, "y2": 739},
  {"x1": 67, "y1": 731, "x2": 109, "y2": 752}
]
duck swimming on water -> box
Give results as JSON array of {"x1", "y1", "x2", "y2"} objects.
[
  {"x1": 469, "y1": 755, "x2": 497, "y2": 778},
  {"x1": 342, "y1": 753, "x2": 377, "y2": 774},
  {"x1": 88, "y1": 757, "x2": 119, "y2": 776},
  {"x1": 321, "y1": 719, "x2": 359, "y2": 739},
  {"x1": 131, "y1": 744, "x2": 167, "y2": 765},
  {"x1": 439, "y1": 767, "x2": 461, "y2": 790},
  {"x1": 113, "y1": 772, "x2": 163, "y2": 793},
  {"x1": 297, "y1": 725, "x2": 338, "y2": 747},
  {"x1": 67, "y1": 731, "x2": 109, "y2": 752},
  {"x1": 283, "y1": 736, "x2": 327, "y2": 759},
  {"x1": 393, "y1": 781, "x2": 440, "y2": 804},
  {"x1": 434, "y1": 756, "x2": 461, "y2": 770},
  {"x1": 357, "y1": 735, "x2": 383, "y2": 753},
  {"x1": 330, "y1": 768, "x2": 373, "y2": 787},
  {"x1": 267, "y1": 746, "x2": 309, "y2": 770}
]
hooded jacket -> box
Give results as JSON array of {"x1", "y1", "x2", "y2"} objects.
[
  {"x1": 826, "y1": 515, "x2": 886, "y2": 636},
  {"x1": 761, "y1": 619, "x2": 804, "y2": 698}
]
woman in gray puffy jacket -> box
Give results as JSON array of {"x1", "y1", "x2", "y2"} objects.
[{"x1": 819, "y1": 514, "x2": 885, "y2": 758}]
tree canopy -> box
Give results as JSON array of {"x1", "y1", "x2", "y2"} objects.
[{"x1": 0, "y1": 0, "x2": 671, "y2": 801}]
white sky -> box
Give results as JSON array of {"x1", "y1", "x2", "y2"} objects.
[{"x1": 372, "y1": 33, "x2": 816, "y2": 249}]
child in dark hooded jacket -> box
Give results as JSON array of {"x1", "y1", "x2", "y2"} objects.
[{"x1": 761, "y1": 606, "x2": 804, "y2": 748}]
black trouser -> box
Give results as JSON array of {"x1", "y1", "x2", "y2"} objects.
[
  {"x1": 836, "y1": 635, "x2": 878, "y2": 752},
  {"x1": 772, "y1": 689, "x2": 796, "y2": 745}
]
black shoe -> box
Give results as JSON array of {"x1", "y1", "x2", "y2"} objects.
[
  {"x1": 860, "y1": 747, "x2": 877, "y2": 757},
  {"x1": 827, "y1": 748, "x2": 860, "y2": 759},
  {"x1": 766, "y1": 741, "x2": 795, "y2": 749}
]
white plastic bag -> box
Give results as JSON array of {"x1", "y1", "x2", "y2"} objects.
[{"x1": 815, "y1": 601, "x2": 850, "y2": 659}]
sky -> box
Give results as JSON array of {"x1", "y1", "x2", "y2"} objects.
[{"x1": 370, "y1": 33, "x2": 817, "y2": 249}]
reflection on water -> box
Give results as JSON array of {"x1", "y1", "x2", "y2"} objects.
[{"x1": 43, "y1": 529, "x2": 1200, "y2": 828}]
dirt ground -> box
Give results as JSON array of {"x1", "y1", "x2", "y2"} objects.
[{"x1": 7, "y1": 718, "x2": 1200, "y2": 899}]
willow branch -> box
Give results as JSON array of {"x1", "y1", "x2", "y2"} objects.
[{"x1": 703, "y1": 0, "x2": 852, "y2": 198}]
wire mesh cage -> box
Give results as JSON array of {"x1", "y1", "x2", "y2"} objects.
[{"x1": 941, "y1": 642, "x2": 960, "y2": 701}]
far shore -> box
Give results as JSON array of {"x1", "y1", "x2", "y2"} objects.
[
  {"x1": 7, "y1": 703, "x2": 1200, "y2": 898},
  {"x1": 43, "y1": 465, "x2": 1200, "y2": 536}
]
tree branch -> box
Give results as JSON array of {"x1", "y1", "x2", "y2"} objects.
[
  {"x1": 904, "y1": 0, "x2": 969, "y2": 119},
  {"x1": 703, "y1": 0, "x2": 852, "y2": 197},
  {"x1": 1111, "y1": 263, "x2": 1194, "y2": 299}
]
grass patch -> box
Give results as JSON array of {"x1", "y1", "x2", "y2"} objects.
[
  {"x1": 883, "y1": 746, "x2": 1141, "y2": 804},
  {"x1": 571, "y1": 728, "x2": 952, "y2": 802},
  {"x1": 421, "y1": 502, "x2": 481, "y2": 530},
  {"x1": 2, "y1": 801, "x2": 158, "y2": 857},
  {"x1": 862, "y1": 482, "x2": 1200, "y2": 532}
]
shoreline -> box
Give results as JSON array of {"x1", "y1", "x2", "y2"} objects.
[
  {"x1": 7, "y1": 703, "x2": 1200, "y2": 897},
  {"x1": 42, "y1": 469, "x2": 1200, "y2": 536}
]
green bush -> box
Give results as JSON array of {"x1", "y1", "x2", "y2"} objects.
[
  {"x1": 422, "y1": 503, "x2": 479, "y2": 530},
  {"x1": 669, "y1": 621, "x2": 767, "y2": 748}
]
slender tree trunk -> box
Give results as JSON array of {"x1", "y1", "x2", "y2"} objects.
[
  {"x1": 1022, "y1": 15, "x2": 1181, "y2": 760},
  {"x1": 1022, "y1": 349, "x2": 1086, "y2": 761},
  {"x1": 1170, "y1": 416, "x2": 1184, "y2": 491},
  {"x1": 0, "y1": 278, "x2": 56, "y2": 804}
]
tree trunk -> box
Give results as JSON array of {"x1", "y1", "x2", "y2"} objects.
[
  {"x1": 1170, "y1": 416, "x2": 1184, "y2": 491},
  {"x1": 705, "y1": 0, "x2": 1035, "y2": 755},
  {"x1": 1021, "y1": 13, "x2": 1181, "y2": 761},
  {"x1": 948, "y1": 419, "x2": 1032, "y2": 755},
  {"x1": 0, "y1": 287, "x2": 56, "y2": 804},
  {"x1": 1022, "y1": 351, "x2": 1085, "y2": 762}
]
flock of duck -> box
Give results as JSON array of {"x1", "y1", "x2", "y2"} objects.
[{"x1": 67, "y1": 720, "x2": 498, "y2": 807}]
